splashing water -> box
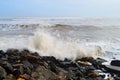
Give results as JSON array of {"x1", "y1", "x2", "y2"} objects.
[
  {"x1": 0, "y1": 18, "x2": 120, "y2": 60},
  {"x1": 28, "y1": 31, "x2": 103, "y2": 60}
]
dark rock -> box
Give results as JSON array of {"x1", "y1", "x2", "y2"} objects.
[
  {"x1": 20, "y1": 50, "x2": 40, "y2": 63},
  {"x1": 35, "y1": 66, "x2": 58, "y2": 80},
  {"x1": 103, "y1": 65, "x2": 120, "y2": 74},
  {"x1": 48, "y1": 61, "x2": 59, "y2": 74},
  {"x1": 114, "y1": 75, "x2": 120, "y2": 80},
  {"x1": 6, "y1": 74, "x2": 16, "y2": 80},
  {"x1": 0, "y1": 66, "x2": 7, "y2": 79},
  {"x1": 0, "y1": 49, "x2": 113, "y2": 80},
  {"x1": 12, "y1": 64, "x2": 24, "y2": 78},
  {"x1": 90, "y1": 60, "x2": 102, "y2": 69},
  {"x1": 111, "y1": 60, "x2": 120, "y2": 67},
  {"x1": 96, "y1": 57, "x2": 107, "y2": 63},
  {"x1": 23, "y1": 60, "x2": 33, "y2": 69},
  {"x1": 0, "y1": 61, "x2": 13, "y2": 74},
  {"x1": 90, "y1": 58, "x2": 107, "y2": 68},
  {"x1": 6, "y1": 49, "x2": 19, "y2": 56},
  {"x1": 0, "y1": 50, "x2": 4, "y2": 58}
]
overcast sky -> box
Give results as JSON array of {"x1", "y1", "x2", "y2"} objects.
[{"x1": 0, "y1": 0, "x2": 120, "y2": 17}]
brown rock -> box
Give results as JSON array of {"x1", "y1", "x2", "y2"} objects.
[
  {"x1": 19, "y1": 73, "x2": 30, "y2": 80},
  {"x1": 79, "y1": 57, "x2": 94, "y2": 62},
  {"x1": 31, "y1": 72, "x2": 39, "y2": 78},
  {"x1": 77, "y1": 61, "x2": 92, "y2": 66},
  {"x1": 6, "y1": 74, "x2": 16, "y2": 80},
  {"x1": 88, "y1": 71, "x2": 99, "y2": 77},
  {"x1": 35, "y1": 66, "x2": 58, "y2": 80},
  {"x1": 17, "y1": 77, "x2": 25, "y2": 80},
  {"x1": 58, "y1": 71, "x2": 67, "y2": 80}
]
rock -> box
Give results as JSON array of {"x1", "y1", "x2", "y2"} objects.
[
  {"x1": 58, "y1": 71, "x2": 67, "y2": 80},
  {"x1": 114, "y1": 75, "x2": 120, "y2": 80},
  {"x1": 0, "y1": 49, "x2": 114, "y2": 80},
  {"x1": 19, "y1": 73, "x2": 30, "y2": 80},
  {"x1": 88, "y1": 71, "x2": 100, "y2": 78},
  {"x1": 6, "y1": 74, "x2": 16, "y2": 80},
  {"x1": 23, "y1": 60, "x2": 33, "y2": 69},
  {"x1": 77, "y1": 61, "x2": 92, "y2": 66},
  {"x1": 97, "y1": 57, "x2": 107, "y2": 62},
  {"x1": 6, "y1": 49, "x2": 19, "y2": 56},
  {"x1": 0, "y1": 50, "x2": 4, "y2": 58},
  {"x1": 111, "y1": 60, "x2": 120, "y2": 67},
  {"x1": 31, "y1": 72, "x2": 39, "y2": 79},
  {"x1": 17, "y1": 77, "x2": 26, "y2": 80},
  {"x1": 77, "y1": 57, "x2": 94, "y2": 62},
  {"x1": 42, "y1": 56, "x2": 59, "y2": 65},
  {"x1": 12, "y1": 64, "x2": 24, "y2": 78},
  {"x1": 20, "y1": 50, "x2": 40, "y2": 63},
  {"x1": 0, "y1": 66, "x2": 7, "y2": 79},
  {"x1": 90, "y1": 60, "x2": 100, "y2": 69},
  {"x1": 1, "y1": 61, "x2": 13, "y2": 74},
  {"x1": 35, "y1": 66, "x2": 58, "y2": 80},
  {"x1": 93, "y1": 70, "x2": 112, "y2": 80},
  {"x1": 103, "y1": 65, "x2": 120, "y2": 74}
]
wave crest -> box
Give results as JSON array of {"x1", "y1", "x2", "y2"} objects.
[{"x1": 28, "y1": 31, "x2": 102, "y2": 60}]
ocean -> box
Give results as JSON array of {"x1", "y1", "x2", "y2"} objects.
[{"x1": 0, "y1": 17, "x2": 120, "y2": 61}]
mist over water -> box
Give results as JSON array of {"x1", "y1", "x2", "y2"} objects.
[{"x1": 0, "y1": 18, "x2": 120, "y2": 60}]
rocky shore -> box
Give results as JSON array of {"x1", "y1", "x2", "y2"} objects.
[{"x1": 0, "y1": 49, "x2": 120, "y2": 80}]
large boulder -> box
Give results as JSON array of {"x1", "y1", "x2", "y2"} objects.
[{"x1": 111, "y1": 60, "x2": 120, "y2": 67}]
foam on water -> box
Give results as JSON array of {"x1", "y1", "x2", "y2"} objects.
[
  {"x1": 28, "y1": 30, "x2": 104, "y2": 60},
  {"x1": 0, "y1": 18, "x2": 120, "y2": 60}
]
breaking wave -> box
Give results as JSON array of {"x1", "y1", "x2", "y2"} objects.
[
  {"x1": 1, "y1": 18, "x2": 120, "y2": 60},
  {"x1": 28, "y1": 30, "x2": 103, "y2": 60}
]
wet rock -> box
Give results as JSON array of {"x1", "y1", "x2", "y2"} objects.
[
  {"x1": 48, "y1": 61, "x2": 58, "y2": 73},
  {"x1": 12, "y1": 64, "x2": 24, "y2": 78},
  {"x1": 1, "y1": 61, "x2": 13, "y2": 71},
  {"x1": 77, "y1": 61, "x2": 92, "y2": 66},
  {"x1": 91, "y1": 61, "x2": 100, "y2": 69},
  {"x1": 19, "y1": 73, "x2": 30, "y2": 80},
  {"x1": 114, "y1": 75, "x2": 120, "y2": 80},
  {"x1": 31, "y1": 72, "x2": 39, "y2": 79},
  {"x1": 0, "y1": 49, "x2": 113, "y2": 80},
  {"x1": 96, "y1": 57, "x2": 107, "y2": 62},
  {"x1": 42, "y1": 56, "x2": 59, "y2": 65},
  {"x1": 35, "y1": 66, "x2": 58, "y2": 80},
  {"x1": 103, "y1": 65, "x2": 120, "y2": 74},
  {"x1": 6, "y1": 74, "x2": 16, "y2": 80},
  {"x1": 20, "y1": 50, "x2": 40, "y2": 63},
  {"x1": 111, "y1": 60, "x2": 120, "y2": 67},
  {"x1": 0, "y1": 50, "x2": 4, "y2": 58},
  {"x1": 58, "y1": 71, "x2": 67, "y2": 80},
  {"x1": 6, "y1": 49, "x2": 19, "y2": 56},
  {"x1": 79, "y1": 57, "x2": 95, "y2": 62},
  {"x1": 0, "y1": 66, "x2": 7, "y2": 79},
  {"x1": 90, "y1": 58, "x2": 107, "y2": 69},
  {"x1": 88, "y1": 70, "x2": 100, "y2": 78}
]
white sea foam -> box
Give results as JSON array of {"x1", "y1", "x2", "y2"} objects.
[
  {"x1": 28, "y1": 30, "x2": 104, "y2": 60},
  {"x1": 0, "y1": 18, "x2": 120, "y2": 60}
]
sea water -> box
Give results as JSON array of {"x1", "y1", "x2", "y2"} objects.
[{"x1": 0, "y1": 17, "x2": 120, "y2": 61}]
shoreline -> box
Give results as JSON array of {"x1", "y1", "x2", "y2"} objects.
[{"x1": 0, "y1": 48, "x2": 119, "y2": 80}]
